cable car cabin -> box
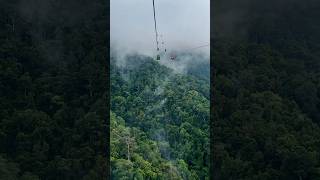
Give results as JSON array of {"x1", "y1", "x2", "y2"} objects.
[
  {"x1": 156, "y1": 54, "x2": 160, "y2": 60},
  {"x1": 170, "y1": 54, "x2": 176, "y2": 60}
]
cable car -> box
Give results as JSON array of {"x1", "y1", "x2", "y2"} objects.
[
  {"x1": 168, "y1": 51, "x2": 177, "y2": 60},
  {"x1": 170, "y1": 54, "x2": 176, "y2": 60}
]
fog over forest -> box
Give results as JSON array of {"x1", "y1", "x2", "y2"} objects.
[{"x1": 111, "y1": 0, "x2": 210, "y2": 57}]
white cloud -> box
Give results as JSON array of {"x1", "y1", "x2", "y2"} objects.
[{"x1": 111, "y1": 0, "x2": 210, "y2": 56}]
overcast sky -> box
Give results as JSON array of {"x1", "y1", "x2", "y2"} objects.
[{"x1": 111, "y1": 0, "x2": 210, "y2": 56}]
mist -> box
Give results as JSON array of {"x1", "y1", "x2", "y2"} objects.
[
  {"x1": 213, "y1": 0, "x2": 319, "y2": 39},
  {"x1": 110, "y1": 0, "x2": 210, "y2": 57}
]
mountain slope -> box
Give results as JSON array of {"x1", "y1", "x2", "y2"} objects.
[{"x1": 110, "y1": 54, "x2": 210, "y2": 179}]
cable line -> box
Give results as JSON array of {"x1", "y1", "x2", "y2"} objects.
[
  {"x1": 152, "y1": 0, "x2": 159, "y2": 51},
  {"x1": 187, "y1": 43, "x2": 210, "y2": 51}
]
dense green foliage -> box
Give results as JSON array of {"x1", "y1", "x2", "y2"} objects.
[
  {"x1": 0, "y1": 0, "x2": 108, "y2": 179},
  {"x1": 213, "y1": 0, "x2": 320, "y2": 179},
  {"x1": 110, "y1": 55, "x2": 210, "y2": 179}
]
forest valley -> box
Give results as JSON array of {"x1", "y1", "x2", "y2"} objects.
[
  {"x1": 1, "y1": 0, "x2": 320, "y2": 179},
  {"x1": 110, "y1": 53, "x2": 210, "y2": 179},
  {"x1": 213, "y1": 0, "x2": 320, "y2": 179},
  {"x1": 0, "y1": 0, "x2": 108, "y2": 179}
]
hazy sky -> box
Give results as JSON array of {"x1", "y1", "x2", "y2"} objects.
[{"x1": 111, "y1": 0, "x2": 210, "y2": 56}]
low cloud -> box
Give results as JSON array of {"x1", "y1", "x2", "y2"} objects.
[{"x1": 111, "y1": 0, "x2": 210, "y2": 57}]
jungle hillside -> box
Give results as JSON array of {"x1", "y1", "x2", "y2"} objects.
[
  {"x1": 110, "y1": 53, "x2": 210, "y2": 179},
  {"x1": 0, "y1": 0, "x2": 108, "y2": 179},
  {"x1": 213, "y1": 0, "x2": 320, "y2": 179}
]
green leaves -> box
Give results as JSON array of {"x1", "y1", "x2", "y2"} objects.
[
  {"x1": 110, "y1": 55, "x2": 209, "y2": 179},
  {"x1": 213, "y1": 35, "x2": 320, "y2": 179}
]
